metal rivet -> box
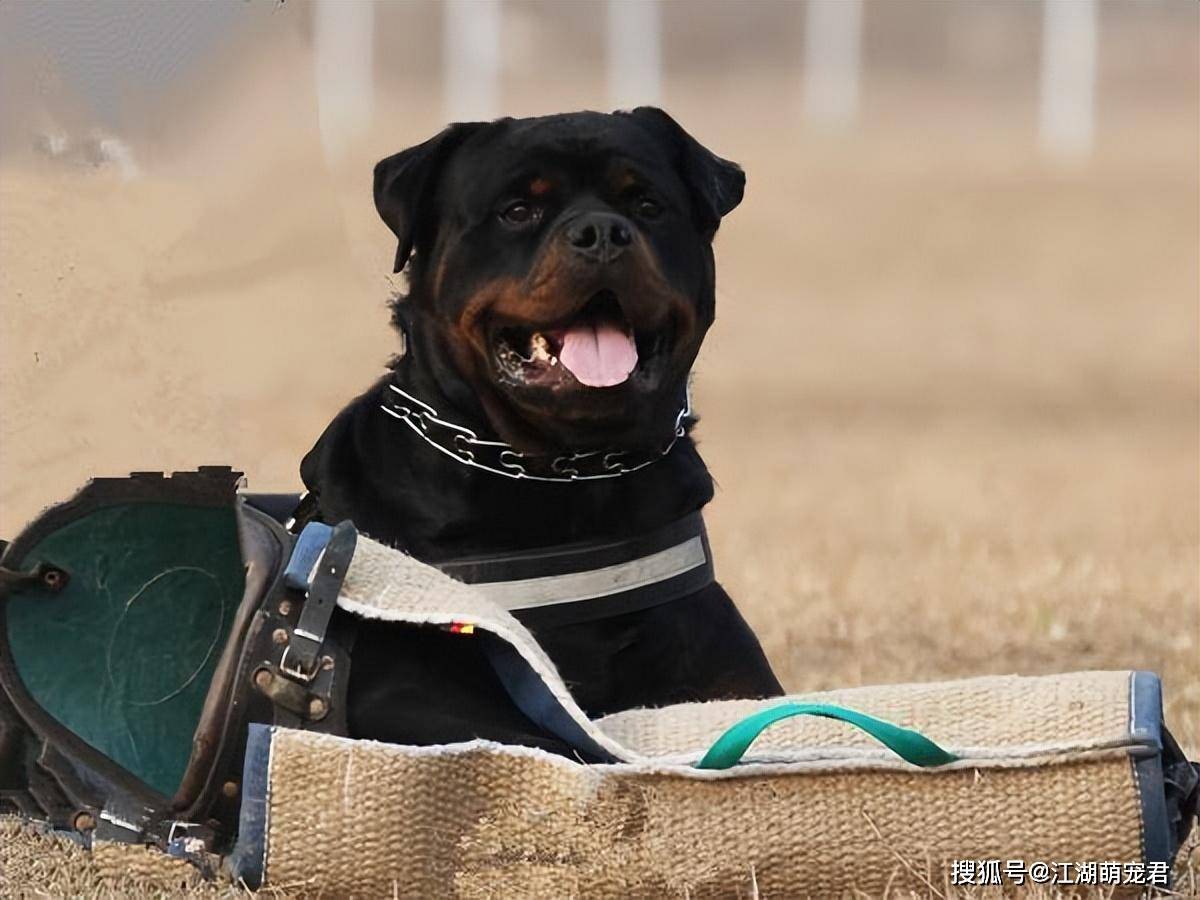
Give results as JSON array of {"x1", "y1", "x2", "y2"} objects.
[
  {"x1": 271, "y1": 628, "x2": 289, "y2": 645},
  {"x1": 254, "y1": 668, "x2": 273, "y2": 691},
  {"x1": 278, "y1": 599, "x2": 293, "y2": 616},
  {"x1": 72, "y1": 811, "x2": 95, "y2": 832},
  {"x1": 222, "y1": 780, "x2": 239, "y2": 799},
  {"x1": 308, "y1": 697, "x2": 328, "y2": 719},
  {"x1": 320, "y1": 655, "x2": 334, "y2": 671}
]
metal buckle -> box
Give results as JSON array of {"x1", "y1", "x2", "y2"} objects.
[
  {"x1": 278, "y1": 643, "x2": 317, "y2": 684},
  {"x1": 167, "y1": 820, "x2": 206, "y2": 845},
  {"x1": 278, "y1": 520, "x2": 356, "y2": 685}
]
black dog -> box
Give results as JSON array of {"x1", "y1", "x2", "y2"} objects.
[{"x1": 299, "y1": 108, "x2": 781, "y2": 755}]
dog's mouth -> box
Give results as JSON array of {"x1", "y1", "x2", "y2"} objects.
[{"x1": 489, "y1": 291, "x2": 671, "y2": 393}]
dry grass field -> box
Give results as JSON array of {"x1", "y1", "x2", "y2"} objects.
[{"x1": 0, "y1": 16, "x2": 1196, "y2": 894}]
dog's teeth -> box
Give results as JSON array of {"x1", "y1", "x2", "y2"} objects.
[{"x1": 529, "y1": 332, "x2": 552, "y2": 363}]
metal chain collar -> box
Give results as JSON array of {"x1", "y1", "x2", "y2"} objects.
[{"x1": 379, "y1": 382, "x2": 691, "y2": 482}]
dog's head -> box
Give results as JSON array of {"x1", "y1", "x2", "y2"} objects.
[{"x1": 375, "y1": 108, "x2": 743, "y2": 452}]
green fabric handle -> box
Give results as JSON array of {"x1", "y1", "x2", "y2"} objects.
[{"x1": 696, "y1": 703, "x2": 959, "y2": 770}]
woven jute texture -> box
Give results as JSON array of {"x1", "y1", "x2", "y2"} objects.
[
  {"x1": 595, "y1": 669, "x2": 1133, "y2": 766},
  {"x1": 262, "y1": 729, "x2": 1143, "y2": 898}
]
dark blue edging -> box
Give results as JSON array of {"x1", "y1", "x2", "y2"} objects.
[
  {"x1": 1129, "y1": 670, "x2": 1163, "y2": 753},
  {"x1": 282, "y1": 522, "x2": 333, "y2": 591},
  {"x1": 1130, "y1": 671, "x2": 1171, "y2": 877},
  {"x1": 480, "y1": 634, "x2": 620, "y2": 764},
  {"x1": 225, "y1": 723, "x2": 273, "y2": 889}
]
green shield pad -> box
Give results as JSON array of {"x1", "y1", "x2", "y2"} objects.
[{"x1": 5, "y1": 503, "x2": 243, "y2": 797}]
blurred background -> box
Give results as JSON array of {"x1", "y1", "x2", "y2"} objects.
[{"x1": 1, "y1": 0, "x2": 1196, "y2": 765}]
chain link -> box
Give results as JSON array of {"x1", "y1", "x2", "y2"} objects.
[{"x1": 380, "y1": 383, "x2": 690, "y2": 482}]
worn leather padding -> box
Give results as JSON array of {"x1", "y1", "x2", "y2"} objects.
[{"x1": 5, "y1": 503, "x2": 243, "y2": 797}]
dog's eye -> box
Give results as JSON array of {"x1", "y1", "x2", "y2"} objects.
[
  {"x1": 635, "y1": 197, "x2": 663, "y2": 220},
  {"x1": 500, "y1": 201, "x2": 540, "y2": 226}
]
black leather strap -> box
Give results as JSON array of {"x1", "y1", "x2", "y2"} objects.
[
  {"x1": 432, "y1": 512, "x2": 703, "y2": 581},
  {"x1": 273, "y1": 500, "x2": 715, "y2": 629},
  {"x1": 434, "y1": 512, "x2": 715, "y2": 628},
  {"x1": 281, "y1": 521, "x2": 357, "y2": 681}
]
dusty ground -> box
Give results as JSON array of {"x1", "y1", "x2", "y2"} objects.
[{"x1": 0, "y1": 38, "x2": 1196, "y2": 896}]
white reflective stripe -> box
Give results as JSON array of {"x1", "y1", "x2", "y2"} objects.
[{"x1": 471, "y1": 536, "x2": 706, "y2": 610}]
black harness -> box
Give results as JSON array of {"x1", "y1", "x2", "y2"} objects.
[
  {"x1": 283, "y1": 378, "x2": 715, "y2": 628},
  {"x1": 261, "y1": 493, "x2": 714, "y2": 630}
]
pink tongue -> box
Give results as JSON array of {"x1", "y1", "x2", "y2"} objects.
[{"x1": 558, "y1": 322, "x2": 639, "y2": 387}]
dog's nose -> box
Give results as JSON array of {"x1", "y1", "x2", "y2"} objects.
[{"x1": 565, "y1": 212, "x2": 633, "y2": 263}]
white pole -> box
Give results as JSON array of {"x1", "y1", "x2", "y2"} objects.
[
  {"x1": 606, "y1": 0, "x2": 662, "y2": 109},
  {"x1": 444, "y1": 0, "x2": 502, "y2": 122},
  {"x1": 313, "y1": 0, "x2": 375, "y2": 162},
  {"x1": 802, "y1": 0, "x2": 863, "y2": 130},
  {"x1": 1039, "y1": 0, "x2": 1097, "y2": 161}
]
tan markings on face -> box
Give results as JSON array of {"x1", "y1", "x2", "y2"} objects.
[
  {"x1": 529, "y1": 177, "x2": 554, "y2": 197},
  {"x1": 452, "y1": 258, "x2": 566, "y2": 364},
  {"x1": 451, "y1": 232, "x2": 695, "y2": 362},
  {"x1": 443, "y1": 273, "x2": 532, "y2": 415}
]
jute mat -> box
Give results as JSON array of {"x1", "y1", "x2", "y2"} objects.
[{"x1": 260, "y1": 729, "x2": 1143, "y2": 897}]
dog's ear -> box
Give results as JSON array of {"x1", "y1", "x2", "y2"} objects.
[
  {"x1": 374, "y1": 122, "x2": 486, "y2": 274},
  {"x1": 620, "y1": 107, "x2": 745, "y2": 237}
]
